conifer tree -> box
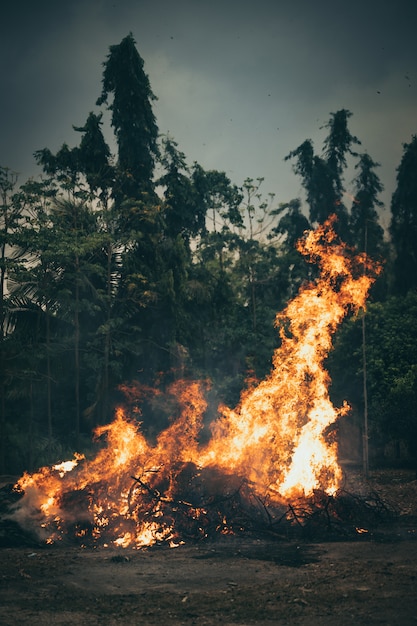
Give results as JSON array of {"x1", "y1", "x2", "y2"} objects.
[
  {"x1": 389, "y1": 135, "x2": 417, "y2": 295},
  {"x1": 350, "y1": 153, "x2": 385, "y2": 257},
  {"x1": 285, "y1": 109, "x2": 360, "y2": 241},
  {"x1": 96, "y1": 33, "x2": 159, "y2": 200}
]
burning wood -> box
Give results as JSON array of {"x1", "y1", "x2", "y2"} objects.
[
  {"x1": 3, "y1": 217, "x2": 386, "y2": 548},
  {"x1": 1, "y1": 468, "x2": 397, "y2": 547}
]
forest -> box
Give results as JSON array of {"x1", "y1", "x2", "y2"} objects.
[{"x1": 1, "y1": 33, "x2": 417, "y2": 475}]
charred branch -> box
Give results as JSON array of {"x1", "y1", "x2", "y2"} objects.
[{"x1": 0, "y1": 469, "x2": 400, "y2": 549}]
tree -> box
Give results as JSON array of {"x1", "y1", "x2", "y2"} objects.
[
  {"x1": 270, "y1": 198, "x2": 311, "y2": 298},
  {"x1": 53, "y1": 198, "x2": 101, "y2": 446},
  {"x1": 0, "y1": 167, "x2": 24, "y2": 471},
  {"x1": 272, "y1": 199, "x2": 310, "y2": 253},
  {"x1": 350, "y1": 153, "x2": 387, "y2": 304},
  {"x1": 158, "y1": 136, "x2": 210, "y2": 242},
  {"x1": 231, "y1": 178, "x2": 284, "y2": 364},
  {"x1": 285, "y1": 109, "x2": 361, "y2": 241},
  {"x1": 389, "y1": 135, "x2": 417, "y2": 295},
  {"x1": 322, "y1": 109, "x2": 360, "y2": 195},
  {"x1": 185, "y1": 177, "x2": 289, "y2": 400},
  {"x1": 35, "y1": 131, "x2": 115, "y2": 439},
  {"x1": 329, "y1": 293, "x2": 417, "y2": 469},
  {"x1": 72, "y1": 112, "x2": 126, "y2": 426},
  {"x1": 73, "y1": 111, "x2": 114, "y2": 198},
  {"x1": 350, "y1": 153, "x2": 385, "y2": 256},
  {"x1": 0, "y1": 168, "x2": 20, "y2": 340},
  {"x1": 7, "y1": 179, "x2": 60, "y2": 464},
  {"x1": 96, "y1": 33, "x2": 159, "y2": 200}
]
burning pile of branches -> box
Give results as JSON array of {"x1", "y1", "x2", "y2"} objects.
[
  {"x1": 1, "y1": 217, "x2": 390, "y2": 549},
  {"x1": 1, "y1": 464, "x2": 397, "y2": 548},
  {"x1": 120, "y1": 470, "x2": 397, "y2": 543}
]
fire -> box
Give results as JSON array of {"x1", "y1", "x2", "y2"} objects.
[
  {"x1": 11, "y1": 216, "x2": 381, "y2": 547},
  {"x1": 199, "y1": 216, "x2": 379, "y2": 499}
]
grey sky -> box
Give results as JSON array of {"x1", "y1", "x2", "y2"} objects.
[{"x1": 2, "y1": 0, "x2": 417, "y2": 228}]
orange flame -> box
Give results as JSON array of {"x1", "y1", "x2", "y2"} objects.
[
  {"x1": 12, "y1": 216, "x2": 381, "y2": 547},
  {"x1": 201, "y1": 216, "x2": 379, "y2": 499}
]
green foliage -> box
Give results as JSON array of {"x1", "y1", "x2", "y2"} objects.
[
  {"x1": 0, "y1": 36, "x2": 415, "y2": 476},
  {"x1": 366, "y1": 294, "x2": 417, "y2": 447},
  {"x1": 350, "y1": 153, "x2": 384, "y2": 255},
  {"x1": 158, "y1": 136, "x2": 206, "y2": 239},
  {"x1": 97, "y1": 32, "x2": 159, "y2": 197},
  {"x1": 157, "y1": 137, "x2": 242, "y2": 241},
  {"x1": 322, "y1": 109, "x2": 361, "y2": 190},
  {"x1": 0, "y1": 167, "x2": 29, "y2": 471},
  {"x1": 286, "y1": 110, "x2": 370, "y2": 244},
  {"x1": 349, "y1": 153, "x2": 387, "y2": 299},
  {"x1": 73, "y1": 112, "x2": 114, "y2": 194},
  {"x1": 329, "y1": 293, "x2": 417, "y2": 463},
  {"x1": 389, "y1": 135, "x2": 417, "y2": 295}
]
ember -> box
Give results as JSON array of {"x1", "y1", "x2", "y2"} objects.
[{"x1": 7, "y1": 217, "x2": 383, "y2": 548}]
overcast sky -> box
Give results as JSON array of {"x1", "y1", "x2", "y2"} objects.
[{"x1": 2, "y1": 0, "x2": 417, "y2": 229}]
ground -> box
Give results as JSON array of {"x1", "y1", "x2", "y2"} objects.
[{"x1": 0, "y1": 469, "x2": 416, "y2": 625}]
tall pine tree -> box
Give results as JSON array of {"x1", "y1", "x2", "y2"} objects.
[
  {"x1": 285, "y1": 109, "x2": 360, "y2": 241},
  {"x1": 96, "y1": 33, "x2": 159, "y2": 200},
  {"x1": 350, "y1": 153, "x2": 385, "y2": 257},
  {"x1": 389, "y1": 135, "x2": 417, "y2": 295}
]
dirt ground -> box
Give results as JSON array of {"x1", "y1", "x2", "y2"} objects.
[{"x1": 1, "y1": 469, "x2": 417, "y2": 625}]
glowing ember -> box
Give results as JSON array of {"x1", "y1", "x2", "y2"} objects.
[{"x1": 11, "y1": 216, "x2": 381, "y2": 547}]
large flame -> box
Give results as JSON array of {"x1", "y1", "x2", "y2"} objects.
[{"x1": 12, "y1": 216, "x2": 381, "y2": 547}]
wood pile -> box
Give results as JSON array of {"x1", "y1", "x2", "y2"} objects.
[{"x1": 0, "y1": 465, "x2": 398, "y2": 548}]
